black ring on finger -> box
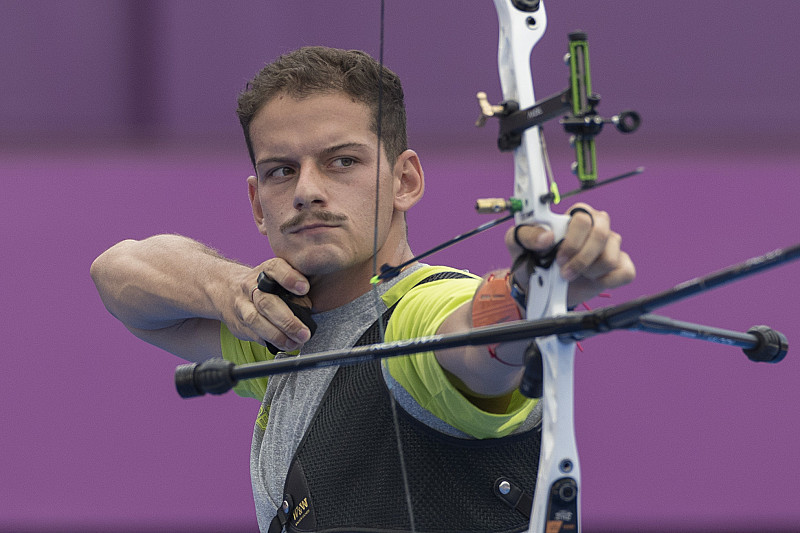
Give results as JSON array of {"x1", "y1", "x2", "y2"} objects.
[{"x1": 568, "y1": 206, "x2": 594, "y2": 227}]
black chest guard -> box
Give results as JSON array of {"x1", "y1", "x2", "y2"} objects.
[{"x1": 272, "y1": 272, "x2": 541, "y2": 533}]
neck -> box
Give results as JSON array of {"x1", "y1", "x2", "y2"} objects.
[{"x1": 307, "y1": 246, "x2": 414, "y2": 313}]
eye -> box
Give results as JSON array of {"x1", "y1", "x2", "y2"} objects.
[
  {"x1": 263, "y1": 166, "x2": 296, "y2": 180},
  {"x1": 331, "y1": 157, "x2": 356, "y2": 168}
]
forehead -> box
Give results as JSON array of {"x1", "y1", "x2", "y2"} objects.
[{"x1": 249, "y1": 92, "x2": 375, "y2": 158}]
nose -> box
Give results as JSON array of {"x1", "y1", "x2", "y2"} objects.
[{"x1": 293, "y1": 163, "x2": 327, "y2": 210}]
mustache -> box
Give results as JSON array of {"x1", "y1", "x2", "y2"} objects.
[{"x1": 280, "y1": 211, "x2": 348, "y2": 233}]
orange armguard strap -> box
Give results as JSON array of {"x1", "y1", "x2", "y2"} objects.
[{"x1": 471, "y1": 270, "x2": 525, "y2": 367}]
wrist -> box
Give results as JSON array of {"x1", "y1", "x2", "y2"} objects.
[{"x1": 206, "y1": 260, "x2": 252, "y2": 322}]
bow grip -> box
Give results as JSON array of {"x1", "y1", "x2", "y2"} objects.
[{"x1": 518, "y1": 212, "x2": 570, "y2": 321}]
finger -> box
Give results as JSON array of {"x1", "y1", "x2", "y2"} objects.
[
  {"x1": 231, "y1": 295, "x2": 301, "y2": 350},
  {"x1": 504, "y1": 224, "x2": 555, "y2": 255},
  {"x1": 578, "y1": 231, "x2": 622, "y2": 281},
  {"x1": 257, "y1": 259, "x2": 310, "y2": 296},
  {"x1": 566, "y1": 251, "x2": 636, "y2": 304},
  {"x1": 558, "y1": 207, "x2": 611, "y2": 281},
  {"x1": 596, "y1": 250, "x2": 636, "y2": 290},
  {"x1": 251, "y1": 292, "x2": 312, "y2": 345},
  {"x1": 555, "y1": 203, "x2": 598, "y2": 263}
]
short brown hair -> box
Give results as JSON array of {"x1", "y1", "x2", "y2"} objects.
[{"x1": 237, "y1": 46, "x2": 408, "y2": 170}]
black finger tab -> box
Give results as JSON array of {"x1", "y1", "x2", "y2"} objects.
[
  {"x1": 257, "y1": 271, "x2": 280, "y2": 294},
  {"x1": 256, "y1": 271, "x2": 317, "y2": 353}
]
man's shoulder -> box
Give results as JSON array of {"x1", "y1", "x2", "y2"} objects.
[{"x1": 383, "y1": 265, "x2": 479, "y2": 304}]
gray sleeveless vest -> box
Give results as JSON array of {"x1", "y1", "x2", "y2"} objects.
[{"x1": 271, "y1": 273, "x2": 540, "y2": 533}]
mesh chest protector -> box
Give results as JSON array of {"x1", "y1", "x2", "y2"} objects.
[{"x1": 271, "y1": 272, "x2": 541, "y2": 533}]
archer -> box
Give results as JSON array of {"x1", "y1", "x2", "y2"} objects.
[{"x1": 90, "y1": 46, "x2": 634, "y2": 532}]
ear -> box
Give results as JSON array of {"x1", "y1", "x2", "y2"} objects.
[
  {"x1": 247, "y1": 175, "x2": 268, "y2": 235},
  {"x1": 392, "y1": 149, "x2": 425, "y2": 213}
]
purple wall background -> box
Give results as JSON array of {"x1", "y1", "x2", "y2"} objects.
[{"x1": 2, "y1": 1, "x2": 799, "y2": 531}]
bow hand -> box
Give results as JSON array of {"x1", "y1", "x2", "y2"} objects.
[{"x1": 507, "y1": 203, "x2": 635, "y2": 309}]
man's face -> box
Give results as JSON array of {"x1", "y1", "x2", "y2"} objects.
[{"x1": 247, "y1": 92, "x2": 397, "y2": 278}]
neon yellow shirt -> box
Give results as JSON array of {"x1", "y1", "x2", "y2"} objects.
[{"x1": 220, "y1": 265, "x2": 536, "y2": 438}]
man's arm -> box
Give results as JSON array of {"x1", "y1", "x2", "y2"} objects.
[
  {"x1": 90, "y1": 234, "x2": 312, "y2": 362},
  {"x1": 435, "y1": 203, "x2": 635, "y2": 409}
]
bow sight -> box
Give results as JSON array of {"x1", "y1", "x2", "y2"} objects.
[
  {"x1": 475, "y1": 31, "x2": 641, "y2": 190},
  {"x1": 376, "y1": 32, "x2": 644, "y2": 282}
]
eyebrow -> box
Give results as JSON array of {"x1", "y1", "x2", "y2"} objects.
[
  {"x1": 255, "y1": 142, "x2": 372, "y2": 169},
  {"x1": 321, "y1": 142, "x2": 372, "y2": 156}
]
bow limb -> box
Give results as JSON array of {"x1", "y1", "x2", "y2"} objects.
[{"x1": 493, "y1": 1, "x2": 581, "y2": 531}]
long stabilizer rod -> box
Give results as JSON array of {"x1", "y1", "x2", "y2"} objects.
[{"x1": 175, "y1": 242, "x2": 799, "y2": 398}]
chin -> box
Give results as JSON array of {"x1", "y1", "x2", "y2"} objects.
[
  {"x1": 289, "y1": 252, "x2": 347, "y2": 276},
  {"x1": 292, "y1": 249, "x2": 373, "y2": 280}
]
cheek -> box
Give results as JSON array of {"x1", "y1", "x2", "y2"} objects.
[
  {"x1": 351, "y1": 193, "x2": 388, "y2": 233},
  {"x1": 262, "y1": 213, "x2": 284, "y2": 240},
  {"x1": 257, "y1": 198, "x2": 285, "y2": 237}
]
